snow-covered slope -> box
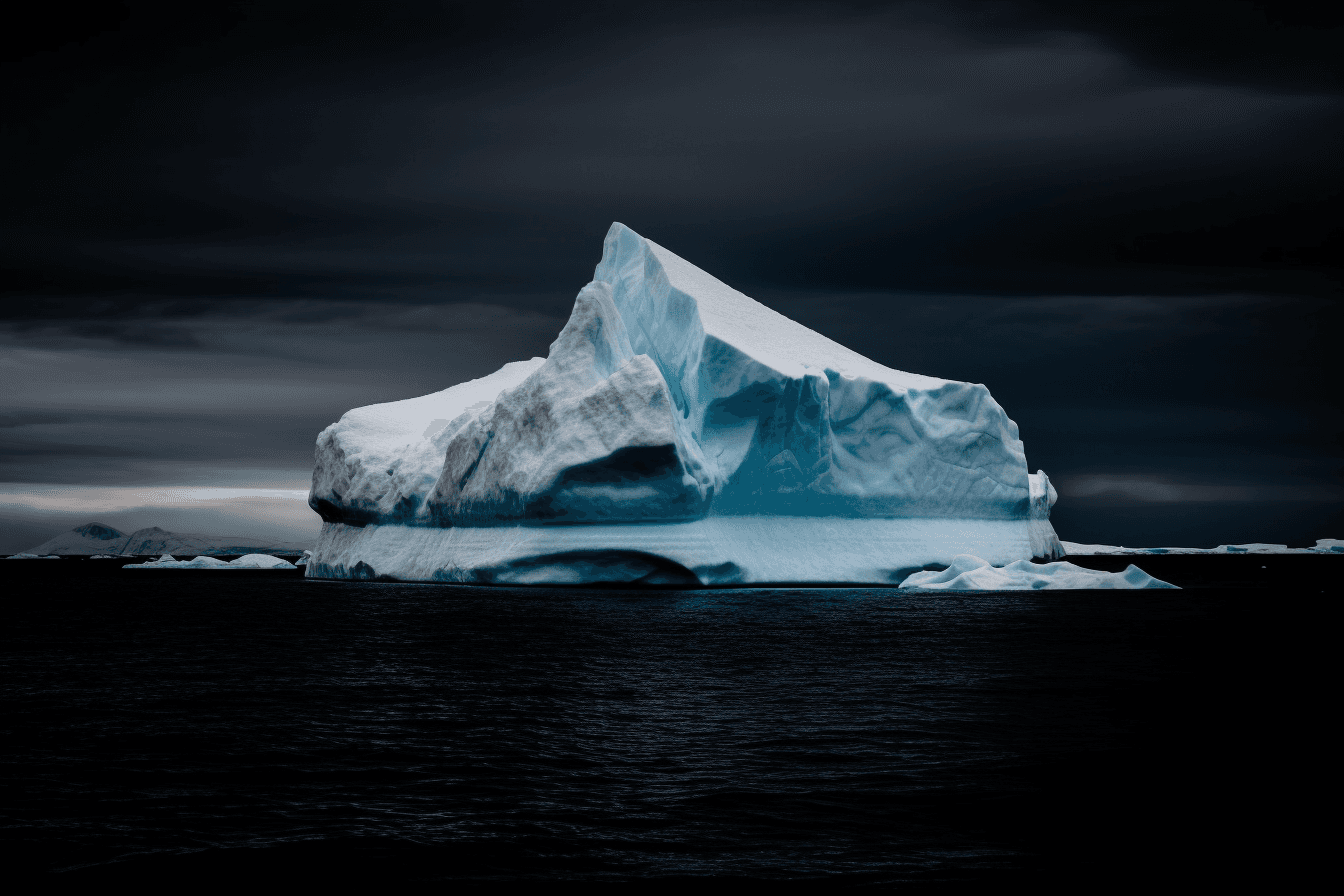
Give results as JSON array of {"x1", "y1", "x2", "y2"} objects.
[
  {"x1": 23, "y1": 523, "x2": 129, "y2": 555},
  {"x1": 310, "y1": 359, "x2": 544, "y2": 525},
  {"x1": 308, "y1": 223, "x2": 1063, "y2": 584},
  {"x1": 23, "y1": 523, "x2": 310, "y2": 556}
]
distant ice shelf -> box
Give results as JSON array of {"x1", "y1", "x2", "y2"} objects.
[
  {"x1": 307, "y1": 222, "x2": 1069, "y2": 586},
  {"x1": 1061, "y1": 539, "x2": 1343, "y2": 555}
]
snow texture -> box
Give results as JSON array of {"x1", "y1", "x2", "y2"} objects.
[
  {"x1": 308, "y1": 222, "x2": 1063, "y2": 585},
  {"x1": 899, "y1": 554, "x2": 1177, "y2": 590},
  {"x1": 124, "y1": 553, "x2": 297, "y2": 570}
]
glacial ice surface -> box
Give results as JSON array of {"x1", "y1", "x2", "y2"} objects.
[{"x1": 308, "y1": 222, "x2": 1064, "y2": 585}]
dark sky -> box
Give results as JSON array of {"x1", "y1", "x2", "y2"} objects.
[{"x1": 2, "y1": 0, "x2": 1341, "y2": 550}]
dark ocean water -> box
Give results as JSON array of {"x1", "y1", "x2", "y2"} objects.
[{"x1": 1, "y1": 568, "x2": 1327, "y2": 886}]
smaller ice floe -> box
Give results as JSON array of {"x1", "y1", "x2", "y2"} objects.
[
  {"x1": 1060, "y1": 542, "x2": 1219, "y2": 555},
  {"x1": 1061, "y1": 541, "x2": 1321, "y2": 555},
  {"x1": 125, "y1": 553, "x2": 297, "y2": 570},
  {"x1": 6, "y1": 553, "x2": 59, "y2": 559},
  {"x1": 126, "y1": 555, "x2": 226, "y2": 569},
  {"x1": 899, "y1": 555, "x2": 1177, "y2": 591},
  {"x1": 231, "y1": 553, "x2": 298, "y2": 569},
  {"x1": 1061, "y1": 542, "x2": 1154, "y2": 555},
  {"x1": 1313, "y1": 539, "x2": 1344, "y2": 553},
  {"x1": 90, "y1": 554, "x2": 117, "y2": 559}
]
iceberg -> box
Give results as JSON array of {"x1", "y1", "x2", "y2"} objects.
[
  {"x1": 900, "y1": 554, "x2": 1176, "y2": 590},
  {"x1": 308, "y1": 222, "x2": 1065, "y2": 585},
  {"x1": 124, "y1": 555, "x2": 227, "y2": 569},
  {"x1": 124, "y1": 553, "x2": 298, "y2": 570}
]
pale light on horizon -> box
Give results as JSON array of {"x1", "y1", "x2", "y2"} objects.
[{"x1": 0, "y1": 484, "x2": 321, "y2": 551}]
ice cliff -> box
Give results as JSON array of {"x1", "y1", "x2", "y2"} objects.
[{"x1": 308, "y1": 223, "x2": 1064, "y2": 585}]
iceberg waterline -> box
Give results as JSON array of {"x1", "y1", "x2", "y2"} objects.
[{"x1": 309, "y1": 223, "x2": 1070, "y2": 586}]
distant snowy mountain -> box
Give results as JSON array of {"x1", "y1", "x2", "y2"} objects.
[
  {"x1": 23, "y1": 523, "x2": 311, "y2": 556},
  {"x1": 25, "y1": 522, "x2": 130, "y2": 555}
]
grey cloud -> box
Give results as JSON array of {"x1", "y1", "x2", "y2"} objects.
[
  {"x1": 0, "y1": 442, "x2": 141, "y2": 459},
  {"x1": 6, "y1": 3, "x2": 1340, "y2": 310},
  {"x1": 1, "y1": 299, "x2": 563, "y2": 365},
  {"x1": 0, "y1": 411, "x2": 72, "y2": 429}
]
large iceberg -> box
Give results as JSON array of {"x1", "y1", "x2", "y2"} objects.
[{"x1": 308, "y1": 223, "x2": 1064, "y2": 585}]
